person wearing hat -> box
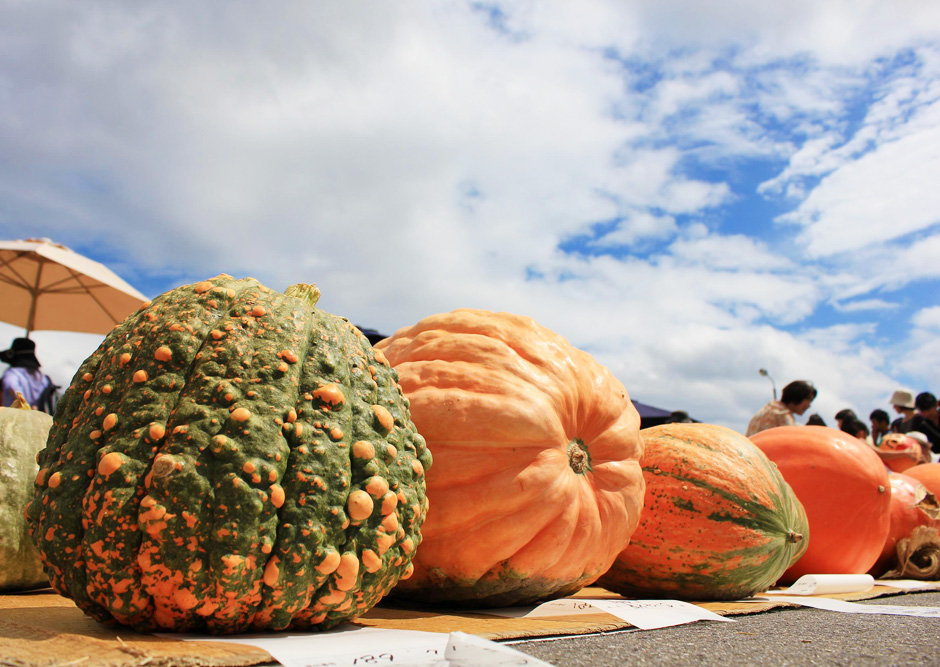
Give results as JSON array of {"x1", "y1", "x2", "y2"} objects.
[
  {"x1": 898, "y1": 392, "x2": 940, "y2": 455},
  {"x1": 0, "y1": 337, "x2": 56, "y2": 412},
  {"x1": 889, "y1": 388, "x2": 916, "y2": 433}
]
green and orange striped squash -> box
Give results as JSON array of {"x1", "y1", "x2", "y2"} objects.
[
  {"x1": 26, "y1": 275, "x2": 431, "y2": 634},
  {"x1": 597, "y1": 423, "x2": 808, "y2": 600},
  {"x1": 376, "y1": 308, "x2": 645, "y2": 607}
]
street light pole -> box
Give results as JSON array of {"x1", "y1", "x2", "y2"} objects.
[{"x1": 759, "y1": 368, "x2": 777, "y2": 401}]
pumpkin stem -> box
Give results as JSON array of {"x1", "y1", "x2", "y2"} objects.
[
  {"x1": 568, "y1": 440, "x2": 591, "y2": 474},
  {"x1": 885, "y1": 525, "x2": 940, "y2": 580},
  {"x1": 786, "y1": 530, "x2": 803, "y2": 544},
  {"x1": 285, "y1": 283, "x2": 322, "y2": 308}
]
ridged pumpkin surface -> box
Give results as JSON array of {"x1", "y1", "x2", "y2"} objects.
[
  {"x1": 375, "y1": 309, "x2": 644, "y2": 607},
  {"x1": 598, "y1": 423, "x2": 808, "y2": 601},
  {"x1": 26, "y1": 275, "x2": 432, "y2": 634},
  {"x1": 749, "y1": 425, "x2": 891, "y2": 583}
]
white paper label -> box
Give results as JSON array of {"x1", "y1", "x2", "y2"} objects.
[
  {"x1": 171, "y1": 625, "x2": 550, "y2": 667},
  {"x1": 875, "y1": 579, "x2": 940, "y2": 590},
  {"x1": 486, "y1": 598, "x2": 734, "y2": 630},
  {"x1": 765, "y1": 574, "x2": 874, "y2": 596},
  {"x1": 445, "y1": 632, "x2": 555, "y2": 666},
  {"x1": 772, "y1": 595, "x2": 940, "y2": 618}
]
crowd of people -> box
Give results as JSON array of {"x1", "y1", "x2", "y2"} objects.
[{"x1": 747, "y1": 379, "x2": 940, "y2": 465}]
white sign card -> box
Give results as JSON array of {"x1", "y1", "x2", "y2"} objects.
[
  {"x1": 765, "y1": 574, "x2": 875, "y2": 596},
  {"x1": 485, "y1": 598, "x2": 734, "y2": 630},
  {"x1": 173, "y1": 625, "x2": 554, "y2": 667},
  {"x1": 772, "y1": 596, "x2": 940, "y2": 618}
]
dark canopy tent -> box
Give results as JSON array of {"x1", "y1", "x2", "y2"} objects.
[
  {"x1": 356, "y1": 327, "x2": 387, "y2": 345},
  {"x1": 632, "y1": 400, "x2": 695, "y2": 429}
]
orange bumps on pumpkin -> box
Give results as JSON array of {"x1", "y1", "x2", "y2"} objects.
[
  {"x1": 347, "y1": 490, "x2": 374, "y2": 521},
  {"x1": 97, "y1": 452, "x2": 124, "y2": 477},
  {"x1": 269, "y1": 484, "x2": 285, "y2": 508},
  {"x1": 352, "y1": 441, "x2": 375, "y2": 460},
  {"x1": 335, "y1": 553, "x2": 360, "y2": 591},
  {"x1": 372, "y1": 405, "x2": 394, "y2": 432},
  {"x1": 365, "y1": 476, "x2": 390, "y2": 499},
  {"x1": 230, "y1": 407, "x2": 251, "y2": 422},
  {"x1": 263, "y1": 557, "x2": 280, "y2": 587},
  {"x1": 133, "y1": 369, "x2": 149, "y2": 383},
  {"x1": 361, "y1": 549, "x2": 383, "y2": 573},
  {"x1": 313, "y1": 383, "x2": 345, "y2": 407},
  {"x1": 278, "y1": 349, "x2": 299, "y2": 364},
  {"x1": 148, "y1": 423, "x2": 166, "y2": 441},
  {"x1": 316, "y1": 550, "x2": 342, "y2": 575},
  {"x1": 380, "y1": 492, "x2": 398, "y2": 516},
  {"x1": 154, "y1": 346, "x2": 172, "y2": 362}
]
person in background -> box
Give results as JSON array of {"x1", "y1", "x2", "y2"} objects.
[
  {"x1": 0, "y1": 337, "x2": 55, "y2": 411},
  {"x1": 869, "y1": 409, "x2": 890, "y2": 446},
  {"x1": 898, "y1": 392, "x2": 940, "y2": 455},
  {"x1": 834, "y1": 409, "x2": 857, "y2": 429},
  {"x1": 806, "y1": 413, "x2": 827, "y2": 426},
  {"x1": 889, "y1": 389, "x2": 916, "y2": 433},
  {"x1": 840, "y1": 417, "x2": 872, "y2": 445},
  {"x1": 746, "y1": 380, "x2": 817, "y2": 436}
]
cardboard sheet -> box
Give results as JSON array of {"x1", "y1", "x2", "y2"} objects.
[{"x1": 2, "y1": 582, "x2": 939, "y2": 667}]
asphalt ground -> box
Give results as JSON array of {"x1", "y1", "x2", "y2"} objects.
[{"x1": 504, "y1": 590, "x2": 940, "y2": 666}]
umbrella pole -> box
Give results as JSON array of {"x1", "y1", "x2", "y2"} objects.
[{"x1": 25, "y1": 259, "x2": 44, "y2": 338}]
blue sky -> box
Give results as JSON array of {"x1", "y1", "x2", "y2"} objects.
[{"x1": 2, "y1": 1, "x2": 940, "y2": 433}]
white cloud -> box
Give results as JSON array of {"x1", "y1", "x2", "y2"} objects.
[
  {"x1": 782, "y1": 122, "x2": 940, "y2": 257},
  {"x1": 912, "y1": 306, "x2": 940, "y2": 330},
  {"x1": 668, "y1": 233, "x2": 794, "y2": 272},
  {"x1": 831, "y1": 298, "x2": 899, "y2": 313},
  {"x1": 587, "y1": 211, "x2": 677, "y2": 248}
]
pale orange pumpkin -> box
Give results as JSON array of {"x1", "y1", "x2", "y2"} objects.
[
  {"x1": 376, "y1": 309, "x2": 645, "y2": 607},
  {"x1": 749, "y1": 425, "x2": 891, "y2": 583}
]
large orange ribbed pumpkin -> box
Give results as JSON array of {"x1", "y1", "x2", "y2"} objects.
[
  {"x1": 749, "y1": 425, "x2": 891, "y2": 583},
  {"x1": 375, "y1": 309, "x2": 645, "y2": 607}
]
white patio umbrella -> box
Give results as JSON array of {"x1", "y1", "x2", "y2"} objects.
[{"x1": 0, "y1": 238, "x2": 148, "y2": 336}]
